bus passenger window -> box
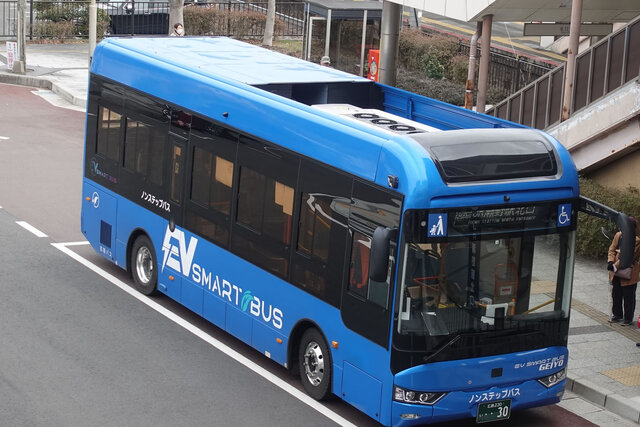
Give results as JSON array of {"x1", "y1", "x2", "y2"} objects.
[
  {"x1": 297, "y1": 194, "x2": 331, "y2": 262},
  {"x1": 212, "y1": 156, "x2": 233, "y2": 215},
  {"x1": 97, "y1": 106, "x2": 121, "y2": 162},
  {"x1": 349, "y1": 232, "x2": 371, "y2": 299},
  {"x1": 170, "y1": 145, "x2": 183, "y2": 203},
  {"x1": 123, "y1": 118, "x2": 165, "y2": 186},
  {"x1": 190, "y1": 147, "x2": 212, "y2": 206},
  {"x1": 190, "y1": 147, "x2": 234, "y2": 215},
  {"x1": 237, "y1": 167, "x2": 293, "y2": 245}
]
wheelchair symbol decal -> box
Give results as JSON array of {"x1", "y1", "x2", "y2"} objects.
[{"x1": 557, "y1": 204, "x2": 571, "y2": 227}]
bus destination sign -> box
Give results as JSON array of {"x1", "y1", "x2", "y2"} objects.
[{"x1": 448, "y1": 204, "x2": 559, "y2": 237}]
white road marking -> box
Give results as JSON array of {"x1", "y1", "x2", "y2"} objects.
[
  {"x1": 0, "y1": 136, "x2": 9, "y2": 140},
  {"x1": 52, "y1": 242, "x2": 357, "y2": 427},
  {"x1": 61, "y1": 241, "x2": 91, "y2": 246},
  {"x1": 16, "y1": 221, "x2": 48, "y2": 238}
]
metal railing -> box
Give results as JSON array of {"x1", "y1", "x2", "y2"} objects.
[
  {"x1": 0, "y1": 0, "x2": 18, "y2": 37},
  {"x1": 488, "y1": 15, "x2": 640, "y2": 129},
  {"x1": 459, "y1": 42, "x2": 555, "y2": 98},
  {"x1": 0, "y1": 0, "x2": 304, "y2": 39}
]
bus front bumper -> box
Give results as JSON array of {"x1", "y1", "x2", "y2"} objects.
[{"x1": 391, "y1": 379, "x2": 565, "y2": 426}]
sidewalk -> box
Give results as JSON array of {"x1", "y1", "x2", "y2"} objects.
[
  {"x1": 0, "y1": 42, "x2": 89, "y2": 108},
  {"x1": 2, "y1": 41, "x2": 640, "y2": 425}
]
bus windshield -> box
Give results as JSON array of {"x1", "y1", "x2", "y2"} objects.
[{"x1": 397, "y1": 229, "x2": 575, "y2": 337}]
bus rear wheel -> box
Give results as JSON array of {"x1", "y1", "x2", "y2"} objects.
[
  {"x1": 298, "y1": 328, "x2": 332, "y2": 400},
  {"x1": 131, "y1": 235, "x2": 158, "y2": 296}
]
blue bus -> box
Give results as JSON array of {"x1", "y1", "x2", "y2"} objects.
[{"x1": 82, "y1": 37, "x2": 634, "y2": 425}]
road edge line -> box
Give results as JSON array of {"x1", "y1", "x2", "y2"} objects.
[{"x1": 51, "y1": 242, "x2": 356, "y2": 427}]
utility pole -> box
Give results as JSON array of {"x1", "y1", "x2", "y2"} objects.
[
  {"x1": 561, "y1": 0, "x2": 583, "y2": 121},
  {"x1": 89, "y1": 0, "x2": 97, "y2": 64},
  {"x1": 14, "y1": 0, "x2": 26, "y2": 73}
]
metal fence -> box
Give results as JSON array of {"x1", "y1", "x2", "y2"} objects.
[
  {"x1": 0, "y1": 0, "x2": 304, "y2": 39},
  {"x1": 0, "y1": 0, "x2": 17, "y2": 37},
  {"x1": 459, "y1": 42, "x2": 555, "y2": 99},
  {"x1": 488, "y1": 15, "x2": 640, "y2": 129}
]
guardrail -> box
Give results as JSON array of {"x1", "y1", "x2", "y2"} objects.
[
  {"x1": 0, "y1": 0, "x2": 304, "y2": 39},
  {"x1": 488, "y1": 15, "x2": 640, "y2": 129}
]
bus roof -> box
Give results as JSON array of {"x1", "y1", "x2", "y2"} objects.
[
  {"x1": 92, "y1": 37, "x2": 365, "y2": 85},
  {"x1": 90, "y1": 37, "x2": 579, "y2": 207}
]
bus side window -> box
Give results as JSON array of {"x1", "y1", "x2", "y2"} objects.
[
  {"x1": 123, "y1": 118, "x2": 166, "y2": 186},
  {"x1": 169, "y1": 143, "x2": 183, "y2": 203},
  {"x1": 349, "y1": 232, "x2": 371, "y2": 299},
  {"x1": 96, "y1": 106, "x2": 122, "y2": 162},
  {"x1": 185, "y1": 117, "x2": 238, "y2": 248}
]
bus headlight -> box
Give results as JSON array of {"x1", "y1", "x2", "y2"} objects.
[
  {"x1": 537, "y1": 368, "x2": 566, "y2": 388},
  {"x1": 394, "y1": 386, "x2": 446, "y2": 405}
]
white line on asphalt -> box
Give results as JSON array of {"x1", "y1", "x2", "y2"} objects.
[
  {"x1": 16, "y1": 221, "x2": 48, "y2": 238},
  {"x1": 61, "y1": 241, "x2": 90, "y2": 246},
  {"x1": 51, "y1": 242, "x2": 357, "y2": 427},
  {"x1": 0, "y1": 136, "x2": 9, "y2": 140}
]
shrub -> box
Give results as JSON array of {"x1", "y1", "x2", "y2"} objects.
[
  {"x1": 396, "y1": 68, "x2": 465, "y2": 106},
  {"x1": 184, "y1": 6, "x2": 283, "y2": 38},
  {"x1": 398, "y1": 29, "x2": 460, "y2": 75},
  {"x1": 576, "y1": 178, "x2": 640, "y2": 259},
  {"x1": 449, "y1": 54, "x2": 469, "y2": 84},
  {"x1": 32, "y1": 20, "x2": 76, "y2": 40}
]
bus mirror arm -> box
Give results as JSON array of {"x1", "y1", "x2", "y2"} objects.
[
  {"x1": 578, "y1": 196, "x2": 635, "y2": 269},
  {"x1": 370, "y1": 227, "x2": 396, "y2": 283}
]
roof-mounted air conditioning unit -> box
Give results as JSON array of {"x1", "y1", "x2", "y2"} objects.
[{"x1": 312, "y1": 104, "x2": 440, "y2": 135}]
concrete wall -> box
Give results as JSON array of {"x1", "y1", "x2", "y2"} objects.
[{"x1": 586, "y1": 150, "x2": 640, "y2": 192}]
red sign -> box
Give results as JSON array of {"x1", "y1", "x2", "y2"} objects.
[{"x1": 367, "y1": 49, "x2": 379, "y2": 82}]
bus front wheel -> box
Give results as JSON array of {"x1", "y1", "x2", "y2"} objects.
[
  {"x1": 298, "y1": 328, "x2": 332, "y2": 400},
  {"x1": 131, "y1": 235, "x2": 158, "y2": 296}
]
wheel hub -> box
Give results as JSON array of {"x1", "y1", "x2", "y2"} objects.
[
  {"x1": 303, "y1": 341, "x2": 324, "y2": 386},
  {"x1": 136, "y1": 246, "x2": 153, "y2": 284}
]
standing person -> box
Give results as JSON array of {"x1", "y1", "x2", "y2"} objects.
[
  {"x1": 171, "y1": 23, "x2": 185, "y2": 37},
  {"x1": 608, "y1": 216, "x2": 640, "y2": 326}
]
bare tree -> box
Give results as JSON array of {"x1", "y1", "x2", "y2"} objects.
[
  {"x1": 169, "y1": 0, "x2": 185, "y2": 35},
  {"x1": 262, "y1": 0, "x2": 276, "y2": 46}
]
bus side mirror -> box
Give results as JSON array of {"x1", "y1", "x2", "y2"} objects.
[
  {"x1": 370, "y1": 227, "x2": 394, "y2": 282},
  {"x1": 617, "y1": 213, "x2": 636, "y2": 269}
]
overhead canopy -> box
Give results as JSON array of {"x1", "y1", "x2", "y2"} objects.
[
  {"x1": 393, "y1": 0, "x2": 640, "y2": 22},
  {"x1": 306, "y1": 0, "x2": 382, "y2": 19}
]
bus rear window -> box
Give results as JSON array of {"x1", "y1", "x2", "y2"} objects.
[{"x1": 430, "y1": 139, "x2": 556, "y2": 183}]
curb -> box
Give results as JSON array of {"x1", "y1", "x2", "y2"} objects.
[
  {"x1": 0, "y1": 72, "x2": 86, "y2": 108},
  {"x1": 567, "y1": 375, "x2": 640, "y2": 424}
]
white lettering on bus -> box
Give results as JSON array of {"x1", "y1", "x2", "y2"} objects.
[{"x1": 160, "y1": 225, "x2": 284, "y2": 329}]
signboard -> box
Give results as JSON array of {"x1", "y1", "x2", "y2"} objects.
[
  {"x1": 523, "y1": 23, "x2": 613, "y2": 37},
  {"x1": 448, "y1": 204, "x2": 569, "y2": 237},
  {"x1": 6, "y1": 42, "x2": 17, "y2": 71},
  {"x1": 367, "y1": 49, "x2": 379, "y2": 82}
]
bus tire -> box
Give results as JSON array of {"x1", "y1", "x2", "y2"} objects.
[
  {"x1": 298, "y1": 328, "x2": 332, "y2": 400},
  {"x1": 131, "y1": 235, "x2": 158, "y2": 296}
]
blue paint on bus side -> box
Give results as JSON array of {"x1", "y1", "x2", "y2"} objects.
[{"x1": 82, "y1": 175, "x2": 396, "y2": 422}]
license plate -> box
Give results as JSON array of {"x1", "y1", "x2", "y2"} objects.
[{"x1": 476, "y1": 400, "x2": 511, "y2": 423}]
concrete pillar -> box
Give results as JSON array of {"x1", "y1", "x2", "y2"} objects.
[
  {"x1": 476, "y1": 14, "x2": 493, "y2": 114},
  {"x1": 562, "y1": 0, "x2": 583, "y2": 121},
  {"x1": 14, "y1": 0, "x2": 26, "y2": 74},
  {"x1": 465, "y1": 22, "x2": 482, "y2": 110},
  {"x1": 379, "y1": 0, "x2": 402, "y2": 86},
  {"x1": 359, "y1": 10, "x2": 368, "y2": 77},
  {"x1": 89, "y1": 0, "x2": 97, "y2": 65},
  {"x1": 324, "y1": 9, "x2": 332, "y2": 58}
]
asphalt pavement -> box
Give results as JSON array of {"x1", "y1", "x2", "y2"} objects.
[{"x1": 1, "y1": 41, "x2": 640, "y2": 425}]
